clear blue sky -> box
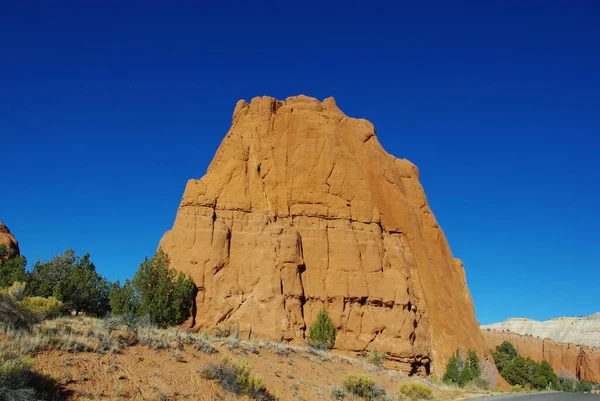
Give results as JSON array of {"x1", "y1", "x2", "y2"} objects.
[{"x1": 1, "y1": 2, "x2": 598, "y2": 325}]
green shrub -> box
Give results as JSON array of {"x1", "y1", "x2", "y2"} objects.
[
  {"x1": 398, "y1": 382, "x2": 432, "y2": 400},
  {"x1": 0, "y1": 351, "x2": 35, "y2": 400},
  {"x1": 308, "y1": 307, "x2": 337, "y2": 350},
  {"x1": 202, "y1": 356, "x2": 274, "y2": 400},
  {"x1": 330, "y1": 385, "x2": 345, "y2": 400},
  {"x1": 0, "y1": 292, "x2": 31, "y2": 331},
  {"x1": 576, "y1": 380, "x2": 593, "y2": 393},
  {"x1": 342, "y1": 374, "x2": 376, "y2": 399},
  {"x1": 20, "y1": 296, "x2": 63, "y2": 321},
  {"x1": 559, "y1": 377, "x2": 575, "y2": 392},
  {"x1": 365, "y1": 349, "x2": 386, "y2": 367},
  {"x1": 508, "y1": 384, "x2": 525, "y2": 393}
]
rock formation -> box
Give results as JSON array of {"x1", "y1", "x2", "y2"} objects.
[
  {"x1": 482, "y1": 314, "x2": 600, "y2": 348},
  {"x1": 0, "y1": 222, "x2": 19, "y2": 258},
  {"x1": 482, "y1": 331, "x2": 600, "y2": 383},
  {"x1": 160, "y1": 95, "x2": 491, "y2": 375}
]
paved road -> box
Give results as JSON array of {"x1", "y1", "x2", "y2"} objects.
[{"x1": 469, "y1": 393, "x2": 600, "y2": 401}]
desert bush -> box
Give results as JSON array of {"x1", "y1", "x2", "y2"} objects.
[
  {"x1": 20, "y1": 297, "x2": 63, "y2": 322},
  {"x1": 576, "y1": 380, "x2": 593, "y2": 393},
  {"x1": 330, "y1": 385, "x2": 345, "y2": 400},
  {"x1": 195, "y1": 339, "x2": 216, "y2": 354},
  {"x1": 478, "y1": 358, "x2": 498, "y2": 389},
  {"x1": 398, "y1": 382, "x2": 432, "y2": 400},
  {"x1": 559, "y1": 376, "x2": 575, "y2": 392},
  {"x1": 508, "y1": 384, "x2": 525, "y2": 393},
  {"x1": 366, "y1": 349, "x2": 386, "y2": 368},
  {"x1": 0, "y1": 350, "x2": 39, "y2": 401},
  {"x1": 0, "y1": 292, "x2": 31, "y2": 332},
  {"x1": 342, "y1": 374, "x2": 376, "y2": 399},
  {"x1": 202, "y1": 356, "x2": 275, "y2": 400},
  {"x1": 214, "y1": 320, "x2": 237, "y2": 338},
  {"x1": 308, "y1": 307, "x2": 337, "y2": 350}
]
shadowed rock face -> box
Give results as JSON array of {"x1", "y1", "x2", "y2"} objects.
[
  {"x1": 482, "y1": 331, "x2": 600, "y2": 383},
  {"x1": 0, "y1": 222, "x2": 19, "y2": 258},
  {"x1": 160, "y1": 95, "x2": 489, "y2": 375}
]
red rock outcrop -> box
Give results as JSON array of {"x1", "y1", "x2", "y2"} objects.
[
  {"x1": 0, "y1": 222, "x2": 19, "y2": 258},
  {"x1": 482, "y1": 330, "x2": 600, "y2": 383},
  {"x1": 160, "y1": 95, "x2": 490, "y2": 375}
]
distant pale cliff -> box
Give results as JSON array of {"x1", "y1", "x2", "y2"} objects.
[{"x1": 482, "y1": 313, "x2": 600, "y2": 348}]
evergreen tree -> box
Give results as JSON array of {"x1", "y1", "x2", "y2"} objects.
[
  {"x1": 458, "y1": 365, "x2": 474, "y2": 387},
  {"x1": 132, "y1": 249, "x2": 196, "y2": 327},
  {"x1": 308, "y1": 307, "x2": 337, "y2": 350},
  {"x1": 27, "y1": 249, "x2": 110, "y2": 316},
  {"x1": 467, "y1": 350, "x2": 481, "y2": 379},
  {"x1": 109, "y1": 279, "x2": 138, "y2": 316},
  {"x1": 443, "y1": 352, "x2": 460, "y2": 384},
  {"x1": 0, "y1": 244, "x2": 27, "y2": 288}
]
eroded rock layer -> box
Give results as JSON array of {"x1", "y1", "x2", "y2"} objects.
[
  {"x1": 160, "y1": 95, "x2": 489, "y2": 375},
  {"x1": 482, "y1": 331, "x2": 600, "y2": 383}
]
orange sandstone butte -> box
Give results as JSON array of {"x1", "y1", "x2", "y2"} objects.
[
  {"x1": 0, "y1": 222, "x2": 19, "y2": 258},
  {"x1": 160, "y1": 95, "x2": 490, "y2": 376}
]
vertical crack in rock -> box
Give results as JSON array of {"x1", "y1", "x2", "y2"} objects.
[{"x1": 159, "y1": 95, "x2": 492, "y2": 376}]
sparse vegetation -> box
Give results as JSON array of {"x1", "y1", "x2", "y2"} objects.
[
  {"x1": 308, "y1": 307, "x2": 337, "y2": 350},
  {"x1": 0, "y1": 349, "x2": 59, "y2": 401},
  {"x1": 342, "y1": 374, "x2": 382, "y2": 400},
  {"x1": 366, "y1": 349, "x2": 387, "y2": 368},
  {"x1": 213, "y1": 319, "x2": 237, "y2": 338},
  {"x1": 398, "y1": 382, "x2": 432, "y2": 400},
  {"x1": 202, "y1": 356, "x2": 275, "y2": 400}
]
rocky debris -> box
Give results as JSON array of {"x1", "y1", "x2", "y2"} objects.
[
  {"x1": 482, "y1": 330, "x2": 600, "y2": 383},
  {"x1": 160, "y1": 95, "x2": 490, "y2": 376},
  {"x1": 0, "y1": 222, "x2": 19, "y2": 257},
  {"x1": 482, "y1": 313, "x2": 600, "y2": 348}
]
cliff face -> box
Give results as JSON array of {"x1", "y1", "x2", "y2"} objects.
[
  {"x1": 482, "y1": 331, "x2": 600, "y2": 383},
  {"x1": 160, "y1": 95, "x2": 490, "y2": 375},
  {"x1": 481, "y1": 314, "x2": 600, "y2": 348},
  {"x1": 0, "y1": 222, "x2": 19, "y2": 258}
]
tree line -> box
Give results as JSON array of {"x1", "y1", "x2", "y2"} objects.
[
  {"x1": 492, "y1": 340, "x2": 597, "y2": 392},
  {"x1": 0, "y1": 244, "x2": 196, "y2": 327}
]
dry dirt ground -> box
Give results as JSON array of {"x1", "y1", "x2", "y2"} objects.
[{"x1": 3, "y1": 317, "x2": 499, "y2": 401}]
